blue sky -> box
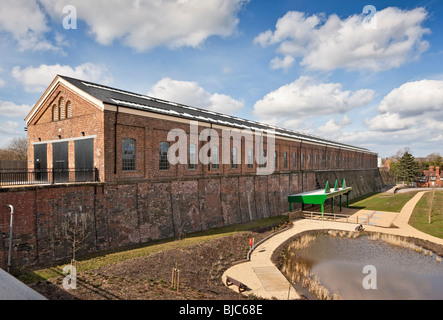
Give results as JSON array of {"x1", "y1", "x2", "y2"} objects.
[{"x1": 0, "y1": 0, "x2": 442, "y2": 158}]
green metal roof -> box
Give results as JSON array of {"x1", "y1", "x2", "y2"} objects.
[{"x1": 288, "y1": 179, "x2": 352, "y2": 205}]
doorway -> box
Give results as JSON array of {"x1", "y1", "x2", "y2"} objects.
[
  {"x1": 75, "y1": 138, "x2": 94, "y2": 182},
  {"x1": 34, "y1": 144, "x2": 47, "y2": 182},
  {"x1": 53, "y1": 141, "x2": 69, "y2": 183}
]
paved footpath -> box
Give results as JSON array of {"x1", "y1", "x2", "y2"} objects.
[{"x1": 222, "y1": 191, "x2": 443, "y2": 299}]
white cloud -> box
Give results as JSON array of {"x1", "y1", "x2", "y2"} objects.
[
  {"x1": 365, "y1": 113, "x2": 416, "y2": 132},
  {"x1": 223, "y1": 66, "x2": 232, "y2": 74},
  {"x1": 40, "y1": 0, "x2": 248, "y2": 52},
  {"x1": 310, "y1": 116, "x2": 352, "y2": 140},
  {"x1": 0, "y1": 121, "x2": 21, "y2": 136},
  {"x1": 339, "y1": 79, "x2": 443, "y2": 156},
  {"x1": 255, "y1": 7, "x2": 430, "y2": 72},
  {"x1": 253, "y1": 76, "x2": 375, "y2": 120},
  {"x1": 148, "y1": 77, "x2": 244, "y2": 114},
  {"x1": 0, "y1": 0, "x2": 59, "y2": 52},
  {"x1": 366, "y1": 79, "x2": 443, "y2": 133},
  {"x1": 270, "y1": 56, "x2": 295, "y2": 71},
  {"x1": 377, "y1": 80, "x2": 443, "y2": 117},
  {"x1": 431, "y1": 135, "x2": 443, "y2": 142},
  {"x1": 0, "y1": 101, "x2": 33, "y2": 118},
  {"x1": 12, "y1": 63, "x2": 113, "y2": 93}
]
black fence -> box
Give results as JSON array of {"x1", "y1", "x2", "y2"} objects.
[{"x1": 0, "y1": 168, "x2": 99, "y2": 186}]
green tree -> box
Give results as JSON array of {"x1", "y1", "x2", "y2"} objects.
[{"x1": 396, "y1": 151, "x2": 420, "y2": 185}]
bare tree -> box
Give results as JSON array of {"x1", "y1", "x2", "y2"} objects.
[
  {"x1": 65, "y1": 212, "x2": 89, "y2": 261},
  {"x1": 0, "y1": 137, "x2": 28, "y2": 161}
]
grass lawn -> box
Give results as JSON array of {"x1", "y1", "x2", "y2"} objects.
[
  {"x1": 349, "y1": 191, "x2": 420, "y2": 213},
  {"x1": 409, "y1": 190, "x2": 443, "y2": 239},
  {"x1": 17, "y1": 215, "x2": 289, "y2": 284}
]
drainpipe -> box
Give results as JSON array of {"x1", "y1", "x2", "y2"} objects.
[
  {"x1": 114, "y1": 106, "x2": 119, "y2": 175},
  {"x1": 4, "y1": 204, "x2": 14, "y2": 273}
]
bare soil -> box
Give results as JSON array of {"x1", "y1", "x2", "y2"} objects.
[{"x1": 28, "y1": 229, "x2": 277, "y2": 300}]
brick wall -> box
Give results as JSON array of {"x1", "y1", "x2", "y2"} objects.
[
  {"x1": 27, "y1": 83, "x2": 106, "y2": 181},
  {"x1": 101, "y1": 109, "x2": 378, "y2": 183},
  {"x1": 0, "y1": 168, "x2": 383, "y2": 269}
]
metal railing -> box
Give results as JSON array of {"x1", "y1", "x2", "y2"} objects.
[
  {"x1": 301, "y1": 211, "x2": 370, "y2": 225},
  {"x1": 0, "y1": 168, "x2": 99, "y2": 186}
]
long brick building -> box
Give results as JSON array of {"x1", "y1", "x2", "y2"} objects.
[
  {"x1": 25, "y1": 75, "x2": 378, "y2": 182},
  {"x1": 0, "y1": 75, "x2": 383, "y2": 269}
]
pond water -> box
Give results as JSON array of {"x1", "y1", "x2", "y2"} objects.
[{"x1": 285, "y1": 234, "x2": 443, "y2": 300}]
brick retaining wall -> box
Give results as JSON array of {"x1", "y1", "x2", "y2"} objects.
[{"x1": 0, "y1": 168, "x2": 383, "y2": 269}]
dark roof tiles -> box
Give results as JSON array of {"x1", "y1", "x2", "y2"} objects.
[{"x1": 60, "y1": 75, "x2": 373, "y2": 153}]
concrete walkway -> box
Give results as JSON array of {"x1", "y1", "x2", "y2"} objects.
[
  {"x1": 222, "y1": 190, "x2": 443, "y2": 299},
  {"x1": 0, "y1": 268, "x2": 47, "y2": 300}
]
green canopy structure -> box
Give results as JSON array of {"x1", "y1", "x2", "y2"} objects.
[{"x1": 288, "y1": 179, "x2": 352, "y2": 217}]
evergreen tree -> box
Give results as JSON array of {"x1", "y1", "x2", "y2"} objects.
[{"x1": 396, "y1": 151, "x2": 420, "y2": 185}]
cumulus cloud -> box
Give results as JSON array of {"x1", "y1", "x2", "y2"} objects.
[
  {"x1": 377, "y1": 80, "x2": 443, "y2": 117},
  {"x1": 0, "y1": 0, "x2": 58, "y2": 52},
  {"x1": 0, "y1": 101, "x2": 33, "y2": 118},
  {"x1": 365, "y1": 113, "x2": 416, "y2": 132},
  {"x1": 148, "y1": 78, "x2": 244, "y2": 114},
  {"x1": 339, "y1": 79, "x2": 443, "y2": 155},
  {"x1": 40, "y1": 0, "x2": 248, "y2": 52},
  {"x1": 12, "y1": 63, "x2": 113, "y2": 93},
  {"x1": 0, "y1": 121, "x2": 22, "y2": 136},
  {"x1": 366, "y1": 79, "x2": 443, "y2": 133},
  {"x1": 255, "y1": 7, "x2": 430, "y2": 72},
  {"x1": 253, "y1": 76, "x2": 375, "y2": 120}
]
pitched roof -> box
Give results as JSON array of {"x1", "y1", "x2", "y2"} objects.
[{"x1": 59, "y1": 75, "x2": 374, "y2": 154}]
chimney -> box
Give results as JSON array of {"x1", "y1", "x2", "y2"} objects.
[
  {"x1": 429, "y1": 166, "x2": 434, "y2": 171},
  {"x1": 436, "y1": 166, "x2": 440, "y2": 176}
]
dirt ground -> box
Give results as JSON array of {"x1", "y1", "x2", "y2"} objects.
[{"x1": 27, "y1": 229, "x2": 278, "y2": 300}]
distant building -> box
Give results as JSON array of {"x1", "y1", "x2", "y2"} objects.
[
  {"x1": 382, "y1": 158, "x2": 391, "y2": 170},
  {"x1": 417, "y1": 166, "x2": 443, "y2": 187}
]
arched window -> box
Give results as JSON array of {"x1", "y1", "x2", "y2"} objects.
[
  {"x1": 231, "y1": 147, "x2": 238, "y2": 169},
  {"x1": 259, "y1": 149, "x2": 267, "y2": 168},
  {"x1": 274, "y1": 151, "x2": 278, "y2": 169},
  {"x1": 159, "y1": 142, "x2": 170, "y2": 171},
  {"x1": 66, "y1": 101, "x2": 72, "y2": 118},
  {"x1": 247, "y1": 148, "x2": 253, "y2": 169},
  {"x1": 122, "y1": 138, "x2": 136, "y2": 171},
  {"x1": 52, "y1": 104, "x2": 58, "y2": 121},
  {"x1": 59, "y1": 97, "x2": 65, "y2": 120},
  {"x1": 188, "y1": 143, "x2": 197, "y2": 170},
  {"x1": 211, "y1": 145, "x2": 219, "y2": 170},
  {"x1": 283, "y1": 151, "x2": 288, "y2": 169}
]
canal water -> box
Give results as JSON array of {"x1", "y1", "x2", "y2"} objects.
[{"x1": 285, "y1": 233, "x2": 443, "y2": 300}]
